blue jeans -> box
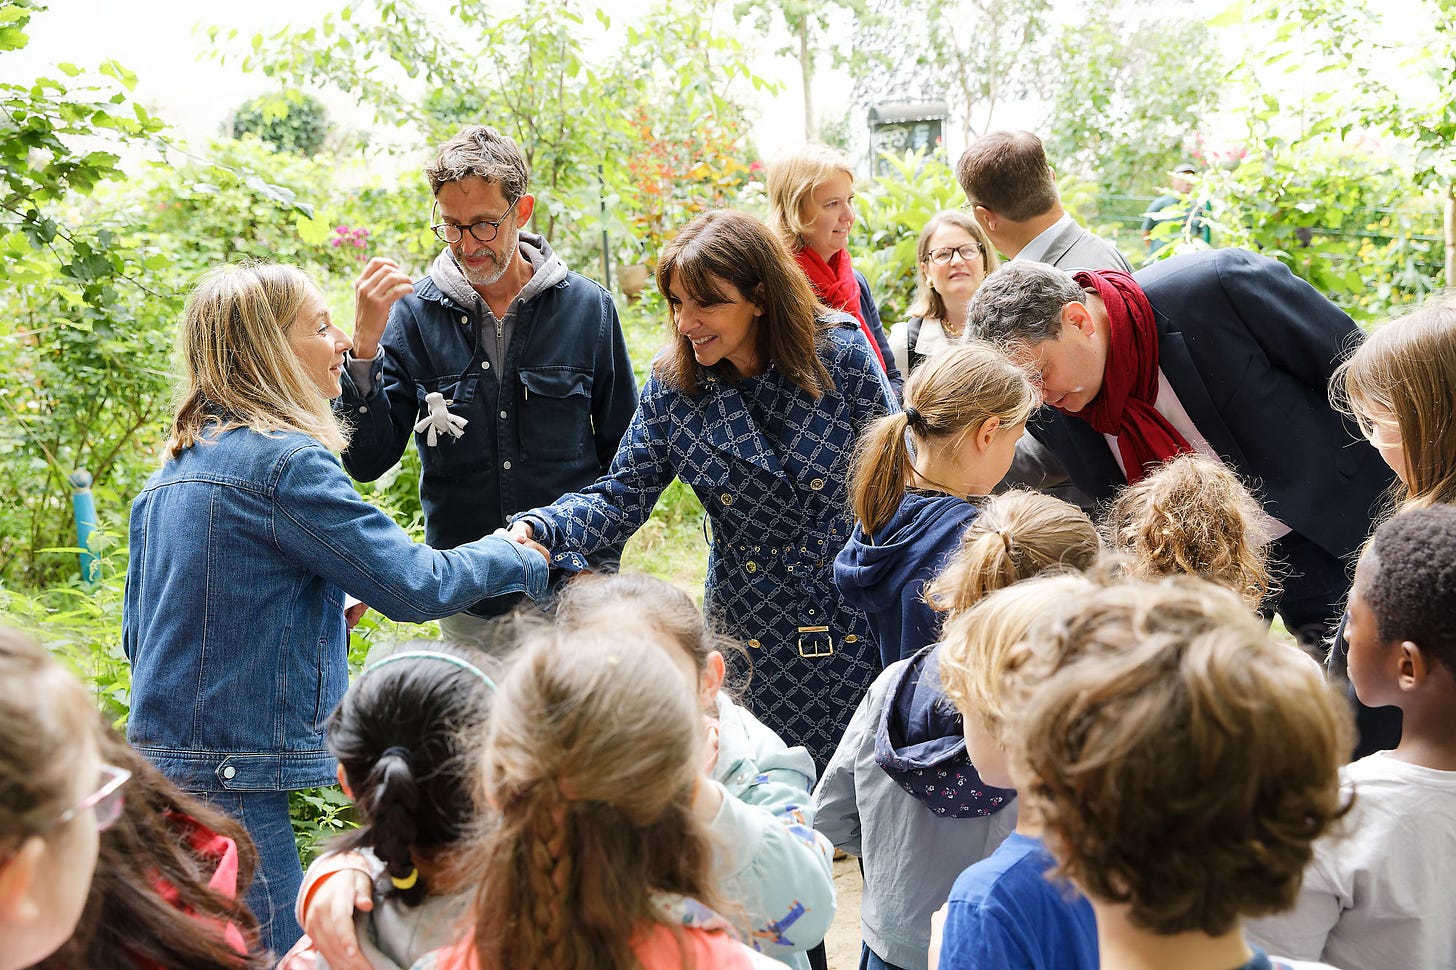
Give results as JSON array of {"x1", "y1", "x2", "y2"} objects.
[
  {"x1": 195, "y1": 789, "x2": 304, "y2": 957},
  {"x1": 860, "y1": 943, "x2": 908, "y2": 970}
]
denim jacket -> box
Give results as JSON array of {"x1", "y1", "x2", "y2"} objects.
[
  {"x1": 122, "y1": 427, "x2": 548, "y2": 793},
  {"x1": 336, "y1": 237, "x2": 637, "y2": 617}
]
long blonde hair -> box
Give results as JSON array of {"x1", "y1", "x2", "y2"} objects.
[
  {"x1": 470, "y1": 629, "x2": 719, "y2": 969},
  {"x1": 925, "y1": 490, "x2": 1100, "y2": 614},
  {"x1": 168, "y1": 262, "x2": 346, "y2": 457},
  {"x1": 849, "y1": 342, "x2": 1034, "y2": 535},
  {"x1": 1103, "y1": 454, "x2": 1274, "y2": 610},
  {"x1": 1332, "y1": 292, "x2": 1456, "y2": 509},
  {"x1": 765, "y1": 145, "x2": 855, "y2": 254}
]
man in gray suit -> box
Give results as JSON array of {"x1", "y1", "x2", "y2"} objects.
[
  {"x1": 956, "y1": 130, "x2": 1131, "y2": 272},
  {"x1": 956, "y1": 130, "x2": 1128, "y2": 504}
]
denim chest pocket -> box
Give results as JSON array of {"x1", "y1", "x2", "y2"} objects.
[
  {"x1": 518, "y1": 366, "x2": 593, "y2": 461},
  {"x1": 413, "y1": 371, "x2": 484, "y2": 469}
]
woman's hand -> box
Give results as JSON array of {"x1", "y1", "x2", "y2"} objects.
[
  {"x1": 352, "y1": 257, "x2": 414, "y2": 361},
  {"x1": 300, "y1": 868, "x2": 374, "y2": 970},
  {"x1": 493, "y1": 524, "x2": 549, "y2": 562}
]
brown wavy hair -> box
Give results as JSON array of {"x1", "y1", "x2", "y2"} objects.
[
  {"x1": 654, "y1": 210, "x2": 832, "y2": 397},
  {"x1": 1332, "y1": 291, "x2": 1456, "y2": 510},
  {"x1": 849, "y1": 341, "x2": 1035, "y2": 534},
  {"x1": 925, "y1": 490, "x2": 1100, "y2": 614},
  {"x1": 35, "y1": 722, "x2": 266, "y2": 970},
  {"x1": 1011, "y1": 578, "x2": 1353, "y2": 936},
  {"x1": 1103, "y1": 454, "x2": 1274, "y2": 610},
  {"x1": 469, "y1": 629, "x2": 720, "y2": 969}
]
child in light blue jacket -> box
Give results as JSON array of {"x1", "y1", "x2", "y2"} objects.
[{"x1": 555, "y1": 573, "x2": 837, "y2": 970}]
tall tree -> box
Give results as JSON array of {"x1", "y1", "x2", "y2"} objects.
[
  {"x1": 850, "y1": 0, "x2": 1051, "y2": 143},
  {"x1": 1039, "y1": 3, "x2": 1224, "y2": 193},
  {"x1": 735, "y1": 0, "x2": 860, "y2": 141}
]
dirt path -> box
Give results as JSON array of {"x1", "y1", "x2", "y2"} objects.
[{"x1": 824, "y1": 855, "x2": 865, "y2": 969}]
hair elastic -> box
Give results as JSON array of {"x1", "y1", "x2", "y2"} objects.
[
  {"x1": 903, "y1": 405, "x2": 923, "y2": 428},
  {"x1": 389, "y1": 867, "x2": 420, "y2": 891},
  {"x1": 360, "y1": 650, "x2": 497, "y2": 691}
]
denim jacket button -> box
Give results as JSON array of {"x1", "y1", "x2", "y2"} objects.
[
  {"x1": 502, "y1": 460, "x2": 512, "y2": 470},
  {"x1": 358, "y1": 406, "x2": 368, "y2": 414},
  {"x1": 459, "y1": 315, "x2": 469, "y2": 325},
  {"x1": 221, "y1": 765, "x2": 237, "y2": 780},
  {"x1": 481, "y1": 361, "x2": 490, "y2": 370}
]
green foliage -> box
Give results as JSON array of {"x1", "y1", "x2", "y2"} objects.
[
  {"x1": 228, "y1": 0, "x2": 771, "y2": 271},
  {"x1": 849, "y1": 149, "x2": 966, "y2": 324},
  {"x1": 231, "y1": 90, "x2": 331, "y2": 157},
  {"x1": 1040, "y1": 3, "x2": 1224, "y2": 194}
]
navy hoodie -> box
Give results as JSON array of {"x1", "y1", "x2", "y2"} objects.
[{"x1": 833, "y1": 491, "x2": 978, "y2": 668}]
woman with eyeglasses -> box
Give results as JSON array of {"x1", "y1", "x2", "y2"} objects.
[
  {"x1": 34, "y1": 724, "x2": 275, "y2": 970},
  {"x1": 122, "y1": 262, "x2": 551, "y2": 956},
  {"x1": 0, "y1": 627, "x2": 119, "y2": 970},
  {"x1": 887, "y1": 211, "x2": 1000, "y2": 377}
]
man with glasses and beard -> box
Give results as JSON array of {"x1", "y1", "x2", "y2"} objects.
[{"x1": 338, "y1": 125, "x2": 636, "y2": 645}]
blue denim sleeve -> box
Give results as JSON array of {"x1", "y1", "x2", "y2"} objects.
[
  {"x1": 514, "y1": 374, "x2": 675, "y2": 556},
  {"x1": 337, "y1": 301, "x2": 418, "y2": 483},
  {"x1": 270, "y1": 443, "x2": 548, "y2": 622}
]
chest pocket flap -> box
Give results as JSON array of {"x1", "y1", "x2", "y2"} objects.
[{"x1": 518, "y1": 366, "x2": 594, "y2": 461}]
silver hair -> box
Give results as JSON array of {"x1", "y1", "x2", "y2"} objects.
[
  {"x1": 966, "y1": 261, "x2": 1086, "y2": 346},
  {"x1": 424, "y1": 125, "x2": 530, "y2": 201}
]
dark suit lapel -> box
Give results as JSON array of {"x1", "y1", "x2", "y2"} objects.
[{"x1": 1156, "y1": 327, "x2": 1251, "y2": 472}]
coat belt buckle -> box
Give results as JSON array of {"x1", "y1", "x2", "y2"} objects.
[{"x1": 797, "y1": 626, "x2": 834, "y2": 659}]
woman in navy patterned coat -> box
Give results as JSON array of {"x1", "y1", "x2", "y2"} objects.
[{"x1": 510, "y1": 210, "x2": 896, "y2": 766}]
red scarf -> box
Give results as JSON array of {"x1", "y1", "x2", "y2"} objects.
[
  {"x1": 795, "y1": 246, "x2": 889, "y2": 373},
  {"x1": 1068, "y1": 269, "x2": 1192, "y2": 482}
]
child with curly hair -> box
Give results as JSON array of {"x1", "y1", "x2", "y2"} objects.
[
  {"x1": 1103, "y1": 452, "x2": 1273, "y2": 610},
  {"x1": 1013, "y1": 578, "x2": 1353, "y2": 970}
]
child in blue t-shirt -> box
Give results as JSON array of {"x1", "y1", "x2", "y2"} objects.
[{"x1": 934, "y1": 576, "x2": 1099, "y2": 970}]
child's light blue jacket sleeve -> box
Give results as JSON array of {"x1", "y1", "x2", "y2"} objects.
[{"x1": 711, "y1": 694, "x2": 836, "y2": 967}]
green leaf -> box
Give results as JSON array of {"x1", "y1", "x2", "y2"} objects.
[{"x1": 294, "y1": 209, "x2": 333, "y2": 245}]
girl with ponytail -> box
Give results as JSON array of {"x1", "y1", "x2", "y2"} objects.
[
  {"x1": 817, "y1": 489, "x2": 1099, "y2": 970},
  {"x1": 420, "y1": 629, "x2": 781, "y2": 970},
  {"x1": 835, "y1": 341, "x2": 1037, "y2": 668},
  {"x1": 279, "y1": 645, "x2": 499, "y2": 970}
]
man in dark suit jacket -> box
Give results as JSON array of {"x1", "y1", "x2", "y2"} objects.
[{"x1": 967, "y1": 249, "x2": 1394, "y2": 643}]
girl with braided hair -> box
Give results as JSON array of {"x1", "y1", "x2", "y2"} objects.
[
  {"x1": 419, "y1": 629, "x2": 781, "y2": 970},
  {"x1": 278, "y1": 645, "x2": 500, "y2": 970},
  {"x1": 835, "y1": 340, "x2": 1038, "y2": 667}
]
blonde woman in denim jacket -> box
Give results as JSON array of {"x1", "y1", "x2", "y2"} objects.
[{"x1": 122, "y1": 263, "x2": 549, "y2": 957}]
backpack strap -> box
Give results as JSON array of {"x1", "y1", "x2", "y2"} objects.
[{"x1": 905, "y1": 316, "x2": 927, "y2": 375}]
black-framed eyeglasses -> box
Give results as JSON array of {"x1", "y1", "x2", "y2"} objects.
[
  {"x1": 430, "y1": 198, "x2": 519, "y2": 244},
  {"x1": 0, "y1": 764, "x2": 131, "y2": 866},
  {"x1": 927, "y1": 243, "x2": 983, "y2": 265}
]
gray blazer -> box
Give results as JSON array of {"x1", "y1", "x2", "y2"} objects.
[{"x1": 1041, "y1": 218, "x2": 1132, "y2": 273}]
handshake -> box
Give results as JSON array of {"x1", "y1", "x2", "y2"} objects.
[{"x1": 493, "y1": 521, "x2": 550, "y2": 564}]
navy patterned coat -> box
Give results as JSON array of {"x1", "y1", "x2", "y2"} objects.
[{"x1": 518, "y1": 317, "x2": 896, "y2": 766}]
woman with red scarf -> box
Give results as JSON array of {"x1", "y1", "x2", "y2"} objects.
[{"x1": 768, "y1": 147, "x2": 902, "y2": 399}]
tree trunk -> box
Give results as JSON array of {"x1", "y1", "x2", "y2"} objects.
[
  {"x1": 800, "y1": 18, "x2": 815, "y2": 142},
  {"x1": 1445, "y1": 184, "x2": 1455, "y2": 286}
]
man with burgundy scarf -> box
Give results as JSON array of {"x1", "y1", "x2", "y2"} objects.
[{"x1": 967, "y1": 251, "x2": 1394, "y2": 646}]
